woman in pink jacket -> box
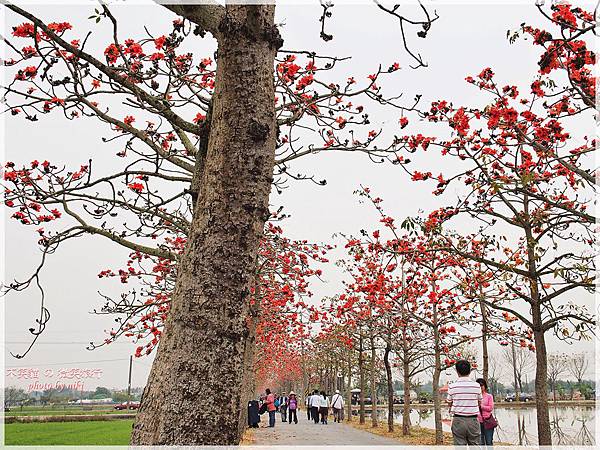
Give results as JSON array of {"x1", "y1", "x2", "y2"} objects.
[{"x1": 476, "y1": 378, "x2": 495, "y2": 446}]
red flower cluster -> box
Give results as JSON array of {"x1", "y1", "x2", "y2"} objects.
[{"x1": 128, "y1": 182, "x2": 144, "y2": 193}]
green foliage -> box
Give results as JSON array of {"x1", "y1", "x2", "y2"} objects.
[{"x1": 92, "y1": 386, "x2": 112, "y2": 399}]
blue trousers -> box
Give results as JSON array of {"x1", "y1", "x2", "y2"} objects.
[
  {"x1": 268, "y1": 410, "x2": 276, "y2": 427},
  {"x1": 480, "y1": 423, "x2": 494, "y2": 446}
]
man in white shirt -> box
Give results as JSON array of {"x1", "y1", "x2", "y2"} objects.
[
  {"x1": 447, "y1": 360, "x2": 482, "y2": 446},
  {"x1": 309, "y1": 390, "x2": 320, "y2": 424},
  {"x1": 330, "y1": 390, "x2": 345, "y2": 423}
]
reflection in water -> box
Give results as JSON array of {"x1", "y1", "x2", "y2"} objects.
[{"x1": 373, "y1": 405, "x2": 596, "y2": 445}]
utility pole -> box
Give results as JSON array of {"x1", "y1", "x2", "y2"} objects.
[{"x1": 127, "y1": 355, "x2": 133, "y2": 409}]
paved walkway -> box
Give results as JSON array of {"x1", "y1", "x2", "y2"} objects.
[{"x1": 250, "y1": 414, "x2": 398, "y2": 445}]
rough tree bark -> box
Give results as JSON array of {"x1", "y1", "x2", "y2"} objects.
[{"x1": 130, "y1": 4, "x2": 282, "y2": 445}]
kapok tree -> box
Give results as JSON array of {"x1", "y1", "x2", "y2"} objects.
[
  {"x1": 321, "y1": 293, "x2": 364, "y2": 422},
  {"x1": 393, "y1": 236, "x2": 474, "y2": 445},
  {"x1": 341, "y1": 235, "x2": 395, "y2": 429},
  {"x1": 1, "y1": 2, "x2": 437, "y2": 444},
  {"x1": 340, "y1": 229, "x2": 433, "y2": 435},
  {"x1": 354, "y1": 187, "x2": 485, "y2": 444},
  {"x1": 396, "y1": 3, "x2": 596, "y2": 444}
]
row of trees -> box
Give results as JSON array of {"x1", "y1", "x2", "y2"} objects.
[
  {"x1": 252, "y1": 4, "x2": 597, "y2": 446},
  {"x1": 2, "y1": 1, "x2": 595, "y2": 446}
]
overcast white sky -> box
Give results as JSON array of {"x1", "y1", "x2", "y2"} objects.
[{"x1": 2, "y1": 0, "x2": 597, "y2": 392}]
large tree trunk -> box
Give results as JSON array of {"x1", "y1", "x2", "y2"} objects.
[
  {"x1": 131, "y1": 5, "x2": 281, "y2": 445},
  {"x1": 370, "y1": 333, "x2": 378, "y2": 428},
  {"x1": 384, "y1": 340, "x2": 394, "y2": 432}
]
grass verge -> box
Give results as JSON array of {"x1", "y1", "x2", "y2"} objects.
[{"x1": 4, "y1": 419, "x2": 134, "y2": 445}]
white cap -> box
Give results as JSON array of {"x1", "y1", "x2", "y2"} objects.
[{"x1": 335, "y1": 390, "x2": 340, "y2": 394}]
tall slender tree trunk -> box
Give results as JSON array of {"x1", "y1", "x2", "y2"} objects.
[
  {"x1": 400, "y1": 263, "x2": 411, "y2": 435},
  {"x1": 402, "y1": 350, "x2": 411, "y2": 435},
  {"x1": 432, "y1": 304, "x2": 443, "y2": 445},
  {"x1": 131, "y1": 5, "x2": 281, "y2": 445},
  {"x1": 511, "y1": 340, "x2": 521, "y2": 402},
  {"x1": 533, "y1": 307, "x2": 551, "y2": 445},
  {"x1": 359, "y1": 332, "x2": 366, "y2": 424},
  {"x1": 522, "y1": 193, "x2": 552, "y2": 446},
  {"x1": 432, "y1": 352, "x2": 443, "y2": 444},
  {"x1": 370, "y1": 333, "x2": 378, "y2": 428},
  {"x1": 384, "y1": 339, "x2": 394, "y2": 432},
  {"x1": 479, "y1": 293, "x2": 489, "y2": 381},
  {"x1": 346, "y1": 348, "x2": 353, "y2": 422}
]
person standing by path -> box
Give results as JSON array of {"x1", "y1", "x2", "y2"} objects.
[
  {"x1": 265, "y1": 388, "x2": 277, "y2": 428},
  {"x1": 477, "y1": 378, "x2": 496, "y2": 446},
  {"x1": 319, "y1": 391, "x2": 329, "y2": 425},
  {"x1": 331, "y1": 390, "x2": 344, "y2": 423},
  {"x1": 311, "y1": 390, "x2": 320, "y2": 424},
  {"x1": 288, "y1": 392, "x2": 299, "y2": 424},
  {"x1": 279, "y1": 392, "x2": 288, "y2": 423},
  {"x1": 447, "y1": 360, "x2": 482, "y2": 446}
]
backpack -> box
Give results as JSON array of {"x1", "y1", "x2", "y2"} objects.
[
  {"x1": 274, "y1": 398, "x2": 281, "y2": 408},
  {"x1": 289, "y1": 398, "x2": 297, "y2": 410}
]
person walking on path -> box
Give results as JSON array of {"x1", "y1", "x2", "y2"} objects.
[
  {"x1": 279, "y1": 392, "x2": 289, "y2": 423},
  {"x1": 318, "y1": 391, "x2": 330, "y2": 425},
  {"x1": 288, "y1": 391, "x2": 299, "y2": 424},
  {"x1": 477, "y1": 378, "x2": 496, "y2": 446},
  {"x1": 331, "y1": 390, "x2": 344, "y2": 423},
  {"x1": 305, "y1": 393, "x2": 311, "y2": 420},
  {"x1": 265, "y1": 388, "x2": 277, "y2": 428},
  {"x1": 311, "y1": 390, "x2": 320, "y2": 424},
  {"x1": 447, "y1": 360, "x2": 482, "y2": 446}
]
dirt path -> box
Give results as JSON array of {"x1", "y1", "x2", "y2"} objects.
[{"x1": 249, "y1": 413, "x2": 398, "y2": 445}]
